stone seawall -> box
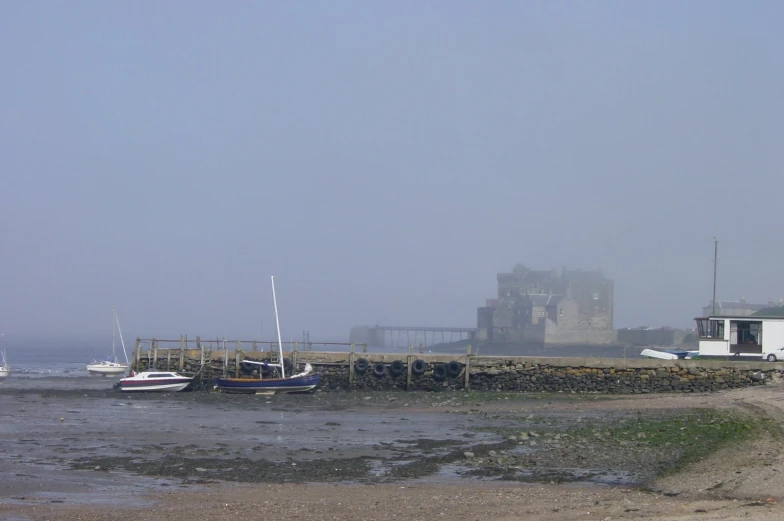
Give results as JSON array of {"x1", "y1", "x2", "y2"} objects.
[
  {"x1": 314, "y1": 355, "x2": 775, "y2": 393},
  {"x1": 136, "y1": 349, "x2": 781, "y2": 393}
]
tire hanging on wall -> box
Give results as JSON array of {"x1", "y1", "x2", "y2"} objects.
[
  {"x1": 355, "y1": 357, "x2": 369, "y2": 373},
  {"x1": 372, "y1": 362, "x2": 387, "y2": 377},
  {"x1": 389, "y1": 360, "x2": 405, "y2": 377},
  {"x1": 411, "y1": 359, "x2": 426, "y2": 376},
  {"x1": 446, "y1": 360, "x2": 462, "y2": 378},
  {"x1": 432, "y1": 363, "x2": 447, "y2": 381}
]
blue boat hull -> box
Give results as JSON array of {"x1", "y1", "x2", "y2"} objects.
[{"x1": 213, "y1": 373, "x2": 320, "y2": 394}]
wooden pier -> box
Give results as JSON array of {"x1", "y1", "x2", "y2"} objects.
[
  {"x1": 131, "y1": 336, "x2": 368, "y2": 374},
  {"x1": 130, "y1": 336, "x2": 780, "y2": 394},
  {"x1": 130, "y1": 336, "x2": 470, "y2": 391}
]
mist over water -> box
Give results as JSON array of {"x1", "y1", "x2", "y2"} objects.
[{"x1": 2, "y1": 3, "x2": 783, "y2": 349}]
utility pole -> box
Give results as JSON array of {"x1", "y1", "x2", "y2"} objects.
[{"x1": 712, "y1": 238, "x2": 718, "y2": 315}]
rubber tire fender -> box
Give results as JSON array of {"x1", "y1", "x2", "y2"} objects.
[
  {"x1": 355, "y1": 357, "x2": 369, "y2": 373},
  {"x1": 372, "y1": 362, "x2": 387, "y2": 377},
  {"x1": 389, "y1": 359, "x2": 405, "y2": 377},
  {"x1": 411, "y1": 359, "x2": 426, "y2": 376},
  {"x1": 432, "y1": 363, "x2": 447, "y2": 381},
  {"x1": 446, "y1": 360, "x2": 462, "y2": 378}
]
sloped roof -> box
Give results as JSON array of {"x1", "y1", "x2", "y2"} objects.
[
  {"x1": 711, "y1": 301, "x2": 770, "y2": 311},
  {"x1": 752, "y1": 306, "x2": 784, "y2": 317}
]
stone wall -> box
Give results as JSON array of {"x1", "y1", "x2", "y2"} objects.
[
  {"x1": 463, "y1": 358, "x2": 773, "y2": 393},
  {"x1": 139, "y1": 349, "x2": 780, "y2": 394},
  {"x1": 311, "y1": 356, "x2": 775, "y2": 393}
]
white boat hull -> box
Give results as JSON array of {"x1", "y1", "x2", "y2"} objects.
[
  {"x1": 118, "y1": 371, "x2": 193, "y2": 393},
  {"x1": 119, "y1": 381, "x2": 191, "y2": 392},
  {"x1": 87, "y1": 363, "x2": 129, "y2": 376},
  {"x1": 640, "y1": 348, "x2": 682, "y2": 360}
]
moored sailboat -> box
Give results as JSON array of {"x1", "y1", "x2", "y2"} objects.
[
  {"x1": 86, "y1": 307, "x2": 130, "y2": 376},
  {"x1": 0, "y1": 336, "x2": 10, "y2": 381},
  {"x1": 213, "y1": 276, "x2": 320, "y2": 394}
]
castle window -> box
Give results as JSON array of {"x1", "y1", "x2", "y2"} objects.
[{"x1": 559, "y1": 308, "x2": 564, "y2": 317}]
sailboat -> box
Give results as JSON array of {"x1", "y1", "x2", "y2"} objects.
[
  {"x1": 86, "y1": 307, "x2": 130, "y2": 377},
  {"x1": 0, "y1": 336, "x2": 10, "y2": 381},
  {"x1": 213, "y1": 276, "x2": 320, "y2": 394}
]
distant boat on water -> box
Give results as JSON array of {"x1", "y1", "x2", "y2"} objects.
[
  {"x1": 86, "y1": 307, "x2": 130, "y2": 377},
  {"x1": 0, "y1": 337, "x2": 10, "y2": 381}
]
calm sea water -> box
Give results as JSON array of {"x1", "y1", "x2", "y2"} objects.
[{"x1": 1, "y1": 341, "x2": 107, "y2": 379}]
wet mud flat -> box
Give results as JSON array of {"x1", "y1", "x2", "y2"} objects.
[{"x1": 0, "y1": 387, "x2": 761, "y2": 507}]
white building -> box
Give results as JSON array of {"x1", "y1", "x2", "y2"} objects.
[{"x1": 696, "y1": 314, "x2": 784, "y2": 361}]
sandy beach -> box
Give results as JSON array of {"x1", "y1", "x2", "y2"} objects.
[{"x1": 2, "y1": 380, "x2": 784, "y2": 520}]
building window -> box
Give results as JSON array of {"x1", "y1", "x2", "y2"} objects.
[{"x1": 559, "y1": 308, "x2": 564, "y2": 317}]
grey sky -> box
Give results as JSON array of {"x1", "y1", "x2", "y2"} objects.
[{"x1": 2, "y1": 1, "x2": 783, "y2": 344}]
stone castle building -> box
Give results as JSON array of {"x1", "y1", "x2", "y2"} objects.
[{"x1": 477, "y1": 264, "x2": 617, "y2": 346}]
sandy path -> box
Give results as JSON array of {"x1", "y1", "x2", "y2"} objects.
[{"x1": 3, "y1": 482, "x2": 779, "y2": 521}]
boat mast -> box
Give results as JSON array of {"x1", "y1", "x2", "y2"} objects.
[
  {"x1": 271, "y1": 276, "x2": 285, "y2": 378},
  {"x1": 112, "y1": 307, "x2": 116, "y2": 361},
  {"x1": 114, "y1": 309, "x2": 130, "y2": 365}
]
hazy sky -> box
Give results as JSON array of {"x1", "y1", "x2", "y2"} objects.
[{"x1": 2, "y1": 1, "x2": 783, "y2": 345}]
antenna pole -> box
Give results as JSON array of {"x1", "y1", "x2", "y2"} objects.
[{"x1": 712, "y1": 238, "x2": 718, "y2": 315}]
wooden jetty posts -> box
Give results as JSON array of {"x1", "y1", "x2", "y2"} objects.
[
  {"x1": 129, "y1": 337, "x2": 780, "y2": 394},
  {"x1": 132, "y1": 336, "x2": 366, "y2": 374},
  {"x1": 131, "y1": 336, "x2": 474, "y2": 390}
]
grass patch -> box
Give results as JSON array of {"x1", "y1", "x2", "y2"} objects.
[
  {"x1": 467, "y1": 408, "x2": 775, "y2": 478},
  {"x1": 571, "y1": 409, "x2": 776, "y2": 475},
  {"x1": 568, "y1": 410, "x2": 761, "y2": 464}
]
